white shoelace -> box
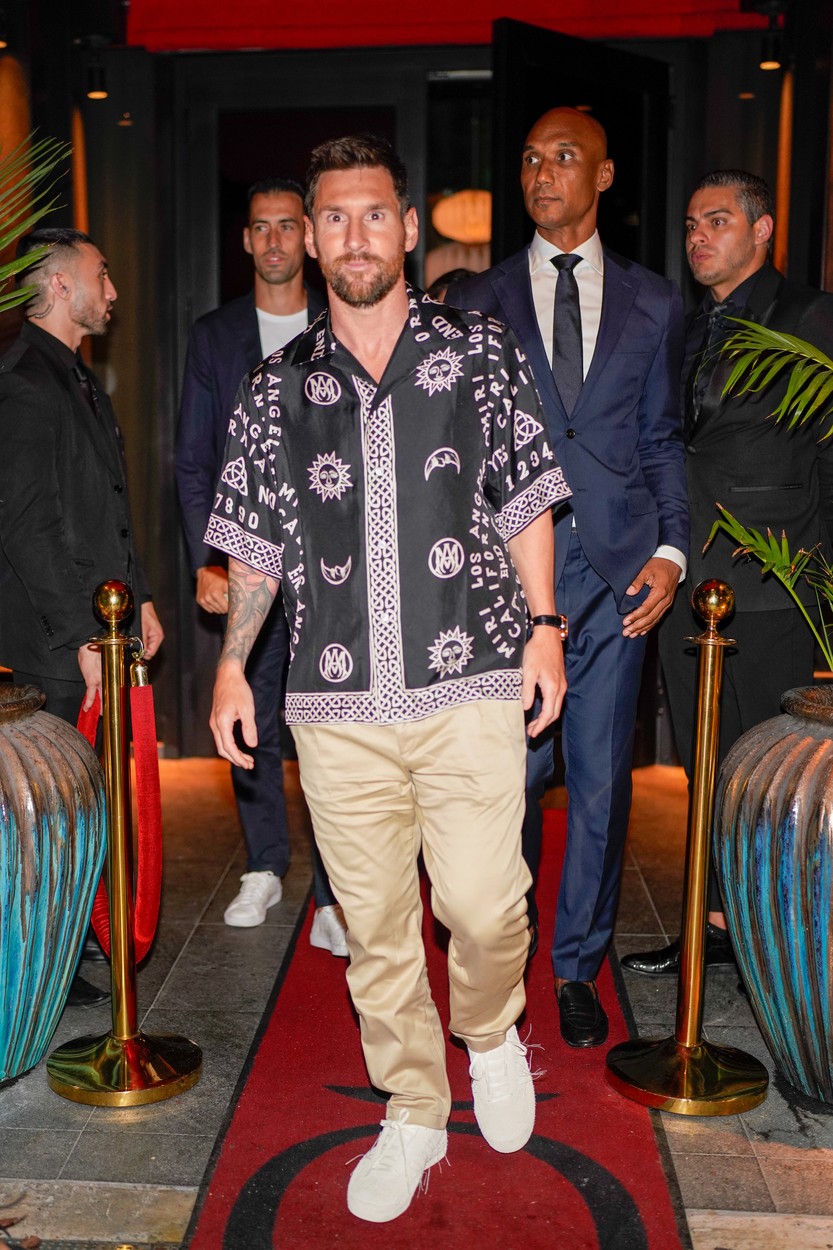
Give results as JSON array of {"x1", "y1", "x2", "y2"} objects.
[
  {"x1": 470, "y1": 1027, "x2": 544, "y2": 1099},
  {"x1": 347, "y1": 1112, "x2": 446, "y2": 1189}
]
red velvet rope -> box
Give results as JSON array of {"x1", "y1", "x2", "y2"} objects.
[{"x1": 77, "y1": 686, "x2": 163, "y2": 963}]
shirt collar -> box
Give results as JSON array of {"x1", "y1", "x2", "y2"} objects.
[
  {"x1": 697, "y1": 265, "x2": 766, "y2": 317},
  {"x1": 22, "y1": 319, "x2": 79, "y2": 371},
  {"x1": 529, "y1": 228, "x2": 603, "y2": 276},
  {"x1": 289, "y1": 284, "x2": 443, "y2": 368}
]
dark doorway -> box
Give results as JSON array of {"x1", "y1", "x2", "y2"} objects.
[{"x1": 491, "y1": 18, "x2": 670, "y2": 272}]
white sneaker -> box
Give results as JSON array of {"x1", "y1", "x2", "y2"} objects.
[
  {"x1": 347, "y1": 1116, "x2": 447, "y2": 1223},
  {"x1": 223, "y1": 871, "x2": 282, "y2": 927},
  {"x1": 468, "y1": 1025, "x2": 535, "y2": 1153},
  {"x1": 310, "y1": 904, "x2": 349, "y2": 957}
]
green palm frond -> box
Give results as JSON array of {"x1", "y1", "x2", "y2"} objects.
[
  {"x1": 0, "y1": 134, "x2": 72, "y2": 315},
  {"x1": 706, "y1": 505, "x2": 833, "y2": 669},
  {"x1": 718, "y1": 318, "x2": 833, "y2": 434}
]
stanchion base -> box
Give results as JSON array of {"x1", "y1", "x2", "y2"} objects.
[
  {"x1": 606, "y1": 1035, "x2": 768, "y2": 1116},
  {"x1": 47, "y1": 1030, "x2": 202, "y2": 1106}
]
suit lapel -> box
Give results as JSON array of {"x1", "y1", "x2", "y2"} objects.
[
  {"x1": 574, "y1": 251, "x2": 638, "y2": 418},
  {"x1": 74, "y1": 372, "x2": 125, "y2": 478},
  {"x1": 239, "y1": 293, "x2": 262, "y2": 364}
]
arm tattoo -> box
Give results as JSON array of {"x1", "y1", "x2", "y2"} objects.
[{"x1": 221, "y1": 560, "x2": 278, "y2": 667}]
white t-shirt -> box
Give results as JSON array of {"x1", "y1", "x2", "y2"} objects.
[{"x1": 256, "y1": 307, "x2": 308, "y2": 358}]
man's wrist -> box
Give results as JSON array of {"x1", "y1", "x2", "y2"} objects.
[{"x1": 530, "y1": 613, "x2": 568, "y2": 640}]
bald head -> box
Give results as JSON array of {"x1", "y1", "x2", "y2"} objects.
[
  {"x1": 521, "y1": 107, "x2": 613, "y2": 249},
  {"x1": 528, "y1": 108, "x2": 608, "y2": 160}
]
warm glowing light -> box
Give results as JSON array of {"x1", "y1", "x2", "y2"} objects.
[{"x1": 432, "y1": 189, "x2": 491, "y2": 245}]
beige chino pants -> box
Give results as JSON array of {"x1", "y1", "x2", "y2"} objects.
[{"x1": 293, "y1": 699, "x2": 532, "y2": 1130}]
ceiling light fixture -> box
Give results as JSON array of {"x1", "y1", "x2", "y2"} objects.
[{"x1": 86, "y1": 59, "x2": 108, "y2": 100}]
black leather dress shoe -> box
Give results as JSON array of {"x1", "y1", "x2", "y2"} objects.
[
  {"x1": 621, "y1": 922, "x2": 737, "y2": 977},
  {"x1": 556, "y1": 981, "x2": 609, "y2": 1048},
  {"x1": 66, "y1": 974, "x2": 110, "y2": 1008}
]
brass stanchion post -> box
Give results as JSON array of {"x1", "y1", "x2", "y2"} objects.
[
  {"x1": 605, "y1": 579, "x2": 768, "y2": 1115},
  {"x1": 48, "y1": 581, "x2": 202, "y2": 1106}
]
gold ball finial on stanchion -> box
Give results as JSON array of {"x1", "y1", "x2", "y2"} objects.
[
  {"x1": 93, "y1": 580, "x2": 134, "y2": 631},
  {"x1": 692, "y1": 578, "x2": 734, "y2": 632}
]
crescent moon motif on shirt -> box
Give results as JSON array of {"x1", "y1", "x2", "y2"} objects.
[
  {"x1": 424, "y1": 446, "x2": 461, "y2": 480},
  {"x1": 320, "y1": 556, "x2": 352, "y2": 586}
]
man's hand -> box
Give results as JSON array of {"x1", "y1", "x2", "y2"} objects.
[
  {"x1": 140, "y1": 601, "x2": 164, "y2": 657},
  {"x1": 77, "y1": 643, "x2": 102, "y2": 712},
  {"x1": 196, "y1": 565, "x2": 229, "y2": 614},
  {"x1": 622, "y1": 556, "x2": 681, "y2": 637},
  {"x1": 210, "y1": 659, "x2": 257, "y2": 768},
  {"x1": 523, "y1": 627, "x2": 567, "y2": 737}
]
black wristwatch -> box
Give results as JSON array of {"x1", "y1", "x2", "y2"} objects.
[{"x1": 530, "y1": 613, "x2": 568, "y2": 641}]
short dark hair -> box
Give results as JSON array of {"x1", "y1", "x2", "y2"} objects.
[
  {"x1": 15, "y1": 226, "x2": 93, "y2": 265},
  {"x1": 15, "y1": 228, "x2": 95, "y2": 312},
  {"x1": 246, "y1": 177, "x2": 305, "y2": 209},
  {"x1": 695, "y1": 170, "x2": 774, "y2": 224},
  {"x1": 305, "y1": 134, "x2": 410, "y2": 217}
]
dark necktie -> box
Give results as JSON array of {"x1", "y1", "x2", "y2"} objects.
[
  {"x1": 72, "y1": 360, "x2": 98, "y2": 416},
  {"x1": 688, "y1": 299, "x2": 732, "y2": 429},
  {"x1": 551, "y1": 254, "x2": 583, "y2": 415}
]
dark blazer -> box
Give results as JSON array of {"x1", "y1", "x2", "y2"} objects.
[
  {"x1": 0, "y1": 321, "x2": 149, "y2": 681},
  {"x1": 176, "y1": 286, "x2": 326, "y2": 573},
  {"x1": 448, "y1": 245, "x2": 689, "y2": 609},
  {"x1": 684, "y1": 264, "x2": 833, "y2": 611}
]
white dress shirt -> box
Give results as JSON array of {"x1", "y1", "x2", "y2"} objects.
[{"x1": 528, "y1": 229, "x2": 686, "y2": 579}]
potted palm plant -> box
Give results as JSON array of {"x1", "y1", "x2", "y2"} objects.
[
  {"x1": 706, "y1": 319, "x2": 833, "y2": 1103},
  {"x1": 0, "y1": 133, "x2": 71, "y2": 312}
]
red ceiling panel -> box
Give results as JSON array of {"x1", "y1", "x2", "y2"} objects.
[{"x1": 127, "y1": 2, "x2": 767, "y2": 53}]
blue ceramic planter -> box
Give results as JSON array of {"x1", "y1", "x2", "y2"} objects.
[
  {"x1": 0, "y1": 685, "x2": 106, "y2": 1082},
  {"x1": 715, "y1": 685, "x2": 833, "y2": 1102}
]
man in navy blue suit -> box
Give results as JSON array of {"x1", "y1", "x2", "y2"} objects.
[
  {"x1": 447, "y1": 108, "x2": 688, "y2": 1046},
  {"x1": 176, "y1": 179, "x2": 344, "y2": 953}
]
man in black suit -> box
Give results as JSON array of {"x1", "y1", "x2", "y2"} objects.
[
  {"x1": 175, "y1": 179, "x2": 344, "y2": 950},
  {"x1": 0, "y1": 227, "x2": 164, "y2": 1005},
  {"x1": 623, "y1": 170, "x2": 833, "y2": 977},
  {"x1": 447, "y1": 108, "x2": 688, "y2": 1047}
]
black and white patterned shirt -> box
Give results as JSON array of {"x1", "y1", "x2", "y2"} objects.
[{"x1": 206, "y1": 288, "x2": 571, "y2": 725}]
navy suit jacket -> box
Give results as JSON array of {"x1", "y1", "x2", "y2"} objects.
[
  {"x1": 176, "y1": 286, "x2": 326, "y2": 572},
  {"x1": 448, "y1": 246, "x2": 689, "y2": 610}
]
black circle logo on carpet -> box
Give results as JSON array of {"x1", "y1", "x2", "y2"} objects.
[{"x1": 221, "y1": 1087, "x2": 649, "y2": 1249}]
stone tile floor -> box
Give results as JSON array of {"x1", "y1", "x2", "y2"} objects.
[{"x1": 1, "y1": 761, "x2": 831, "y2": 1249}]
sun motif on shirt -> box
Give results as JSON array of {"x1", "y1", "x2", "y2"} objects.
[
  {"x1": 414, "y1": 347, "x2": 465, "y2": 397},
  {"x1": 308, "y1": 452, "x2": 353, "y2": 502},
  {"x1": 427, "y1": 625, "x2": 475, "y2": 678}
]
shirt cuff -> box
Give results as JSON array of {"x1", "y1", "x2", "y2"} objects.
[{"x1": 654, "y1": 545, "x2": 687, "y2": 582}]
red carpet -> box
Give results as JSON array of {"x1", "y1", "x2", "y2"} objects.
[{"x1": 186, "y1": 810, "x2": 687, "y2": 1249}]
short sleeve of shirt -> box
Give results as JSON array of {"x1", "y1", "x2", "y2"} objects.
[
  {"x1": 481, "y1": 321, "x2": 569, "y2": 541},
  {"x1": 205, "y1": 367, "x2": 289, "y2": 581}
]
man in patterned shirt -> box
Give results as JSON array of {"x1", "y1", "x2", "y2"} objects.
[{"x1": 208, "y1": 135, "x2": 570, "y2": 1223}]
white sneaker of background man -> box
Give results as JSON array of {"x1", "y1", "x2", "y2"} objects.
[
  {"x1": 224, "y1": 870, "x2": 282, "y2": 927},
  {"x1": 310, "y1": 903, "x2": 349, "y2": 957}
]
